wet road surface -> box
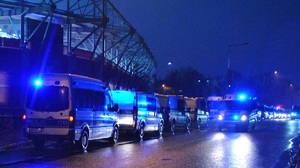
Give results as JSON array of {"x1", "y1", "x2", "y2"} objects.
[{"x1": 1, "y1": 119, "x2": 298, "y2": 168}]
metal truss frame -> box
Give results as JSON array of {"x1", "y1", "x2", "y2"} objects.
[{"x1": 0, "y1": 0, "x2": 156, "y2": 89}]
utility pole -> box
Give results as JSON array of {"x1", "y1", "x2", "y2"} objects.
[
  {"x1": 227, "y1": 42, "x2": 249, "y2": 69},
  {"x1": 226, "y1": 42, "x2": 249, "y2": 93}
]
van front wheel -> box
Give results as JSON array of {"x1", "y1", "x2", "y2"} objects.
[
  {"x1": 139, "y1": 125, "x2": 145, "y2": 140},
  {"x1": 110, "y1": 126, "x2": 119, "y2": 144},
  {"x1": 171, "y1": 121, "x2": 175, "y2": 134},
  {"x1": 158, "y1": 122, "x2": 163, "y2": 137},
  {"x1": 197, "y1": 118, "x2": 202, "y2": 129},
  {"x1": 80, "y1": 130, "x2": 89, "y2": 151},
  {"x1": 186, "y1": 118, "x2": 191, "y2": 131}
]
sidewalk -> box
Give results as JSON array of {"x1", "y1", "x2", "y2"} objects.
[
  {"x1": 289, "y1": 135, "x2": 300, "y2": 168},
  {"x1": 0, "y1": 123, "x2": 31, "y2": 152}
]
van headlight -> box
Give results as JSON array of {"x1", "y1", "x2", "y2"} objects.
[
  {"x1": 241, "y1": 115, "x2": 247, "y2": 121},
  {"x1": 218, "y1": 115, "x2": 223, "y2": 120}
]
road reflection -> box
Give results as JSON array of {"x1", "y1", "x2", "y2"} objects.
[{"x1": 210, "y1": 132, "x2": 257, "y2": 168}]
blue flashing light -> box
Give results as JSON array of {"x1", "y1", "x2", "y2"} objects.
[
  {"x1": 33, "y1": 79, "x2": 43, "y2": 87},
  {"x1": 237, "y1": 93, "x2": 247, "y2": 101},
  {"x1": 233, "y1": 115, "x2": 240, "y2": 120}
]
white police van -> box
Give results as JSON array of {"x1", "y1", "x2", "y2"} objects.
[
  {"x1": 110, "y1": 90, "x2": 164, "y2": 140},
  {"x1": 157, "y1": 94, "x2": 191, "y2": 133},
  {"x1": 217, "y1": 93, "x2": 258, "y2": 132},
  {"x1": 23, "y1": 73, "x2": 119, "y2": 151}
]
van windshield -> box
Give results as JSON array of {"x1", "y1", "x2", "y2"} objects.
[
  {"x1": 207, "y1": 101, "x2": 223, "y2": 109},
  {"x1": 26, "y1": 86, "x2": 69, "y2": 111},
  {"x1": 221, "y1": 101, "x2": 253, "y2": 111}
]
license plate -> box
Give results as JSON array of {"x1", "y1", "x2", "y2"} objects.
[{"x1": 29, "y1": 128, "x2": 44, "y2": 134}]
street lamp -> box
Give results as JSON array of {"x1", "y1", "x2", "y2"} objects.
[{"x1": 167, "y1": 61, "x2": 174, "y2": 93}]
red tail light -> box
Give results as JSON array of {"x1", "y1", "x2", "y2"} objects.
[
  {"x1": 132, "y1": 115, "x2": 136, "y2": 128},
  {"x1": 22, "y1": 114, "x2": 26, "y2": 120}
]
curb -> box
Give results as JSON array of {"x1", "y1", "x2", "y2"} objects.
[{"x1": 0, "y1": 140, "x2": 32, "y2": 152}]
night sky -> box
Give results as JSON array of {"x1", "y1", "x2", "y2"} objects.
[{"x1": 113, "y1": 1, "x2": 300, "y2": 85}]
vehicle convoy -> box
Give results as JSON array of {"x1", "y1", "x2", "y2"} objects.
[
  {"x1": 110, "y1": 90, "x2": 164, "y2": 140},
  {"x1": 156, "y1": 94, "x2": 191, "y2": 133},
  {"x1": 217, "y1": 93, "x2": 258, "y2": 132},
  {"x1": 23, "y1": 73, "x2": 119, "y2": 151}
]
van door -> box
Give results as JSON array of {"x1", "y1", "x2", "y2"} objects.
[
  {"x1": 177, "y1": 99, "x2": 187, "y2": 124},
  {"x1": 92, "y1": 91, "x2": 114, "y2": 139},
  {"x1": 136, "y1": 93, "x2": 148, "y2": 128},
  {"x1": 103, "y1": 91, "x2": 116, "y2": 135},
  {"x1": 145, "y1": 96, "x2": 160, "y2": 131}
]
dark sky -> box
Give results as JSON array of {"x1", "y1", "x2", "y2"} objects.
[{"x1": 113, "y1": 1, "x2": 300, "y2": 85}]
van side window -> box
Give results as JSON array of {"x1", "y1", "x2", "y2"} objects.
[
  {"x1": 147, "y1": 97, "x2": 156, "y2": 111},
  {"x1": 104, "y1": 92, "x2": 112, "y2": 110},
  {"x1": 95, "y1": 91, "x2": 105, "y2": 111},
  {"x1": 177, "y1": 99, "x2": 185, "y2": 112},
  {"x1": 73, "y1": 89, "x2": 105, "y2": 110}
]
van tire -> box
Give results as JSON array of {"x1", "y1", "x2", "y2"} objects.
[
  {"x1": 158, "y1": 122, "x2": 163, "y2": 137},
  {"x1": 110, "y1": 126, "x2": 119, "y2": 144},
  {"x1": 170, "y1": 120, "x2": 176, "y2": 134},
  {"x1": 186, "y1": 118, "x2": 191, "y2": 131},
  {"x1": 139, "y1": 125, "x2": 145, "y2": 140},
  {"x1": 80, "y1": 130, "x2": 89, "y2": 151},
  {"x1": 197, "y1": 118, "x2": 202, "y2": 129}
]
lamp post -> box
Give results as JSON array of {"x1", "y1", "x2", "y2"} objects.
[
  {"x1": 168, "y1": 61, "x2": 174, "y2": 94},
  {"x1": 227, "y1": 42, "x2": 249, "y2": 69},
  {"x1": 226, "y1": 42, "x2": 249, "y2": 93}
]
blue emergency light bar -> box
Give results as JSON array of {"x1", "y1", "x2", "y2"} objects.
[
  {"x1": 233, "y1": 115, "x2": 240, "y2": 120},
  {"x1": 237, "y1": 93, "x2": 247, "y2": 101}
]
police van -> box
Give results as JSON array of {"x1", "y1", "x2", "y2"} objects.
[
  {"x1": 217, "y1": 93, "x2": 258, "y2": 132},
  {"x1": 110, "y1": 90, "x2": 164, "y2": 140},
  {"x1": 184, "y1": 97, "x2": 209, "y2": 129},
  {"x1": 207, "y1": 96, "x2": 223, "y2": 120},
  {"x1": 23, "y1": 73, "x2": 119, "y2": 151},
  {"x1": 157, "y1": 94, "x2": 191, "y2": 133}
]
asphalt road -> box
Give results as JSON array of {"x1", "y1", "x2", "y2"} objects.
[{"x1": 1, "y1": 119, "x2": 298, "y2": 168}]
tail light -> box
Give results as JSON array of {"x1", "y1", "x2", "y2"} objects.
[
  {"x1": 22, "y1": 114, "x2": 26, "y2": 120},
  {"x1": 132, "y1": 115, "x2": 136, "y2": 128},
  {"x1": 69, "y1": 116, "x2": 74, "y2": 122},
  {"x1": 69, "y1": 110, "x2": 76, "y2": 128}
]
